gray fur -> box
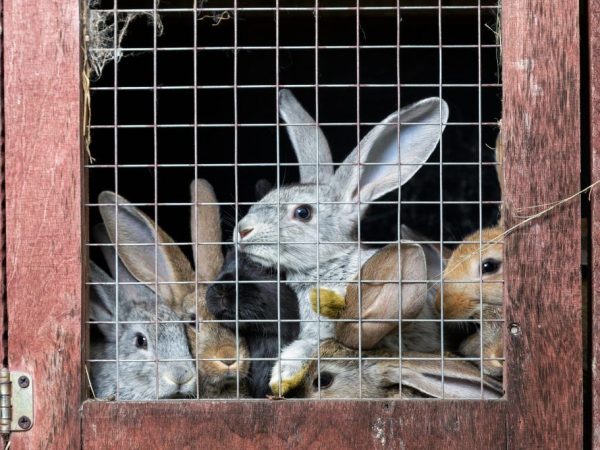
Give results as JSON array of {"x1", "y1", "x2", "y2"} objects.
[
  {"x1": 89, "y1": 261, "x2": 196, "y2": 400},
  {"x1": 236, "y1": 90, "x2": 449, "y2": 388}
]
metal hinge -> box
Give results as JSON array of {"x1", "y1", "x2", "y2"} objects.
[{"x1": 0, "y1": 368, "x2": 34, "y2": 434}]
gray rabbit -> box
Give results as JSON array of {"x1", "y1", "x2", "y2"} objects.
[
  {"x1": 88, "y1": 260, "x2": 197, "y2": 400},
  {"x1": 236, "y1": 89, "x2": 449, "y2": 395}
]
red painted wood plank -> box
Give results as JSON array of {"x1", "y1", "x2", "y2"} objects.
[
  {"x1": 589, "y1": 0, "x2": 600, "y2": 447},
  {"x1": 83, "y1": 400, "x2": 507, "y2": 450},
  {"x1": 503, "y1": 1, "x2": 583, "y2": 448},
  {"x1": 3, "y1": 0, "x2": 83, "y2": 448}
]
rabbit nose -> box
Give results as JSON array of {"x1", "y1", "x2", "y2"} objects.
[
  {"x1": 215, "y1": 359, "x2": 239, "y2": 371},
  {"x1": 167, "y1": 367, "x2": 195, "y2": 386},
  {"x1": 239, "y1": 227, "x2": 254, "y2": 239}
]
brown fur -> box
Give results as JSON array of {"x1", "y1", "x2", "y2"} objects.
[
  {"x1": 99, "y1": 180, "x2": 250, "y2": 398},
  {"x1": 435, "y1": 129, "x2": 504, "y2": 378},
  {"x1": 289, "y1": 340, "x2": 502, "y2": 399},
  {"x1": 336, "y1": 244, "x2": 428, "y2": 349}
]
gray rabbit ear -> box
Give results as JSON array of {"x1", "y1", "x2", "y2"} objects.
[
  {"x1": 400, "y1": 225, "x2": 451, "y2": 280},
  {"x1": 98, "y1": 191, "x2": 195, "y2": 302},
  {"x1": 332, "y1": 97, "x2": 448, "y2": 210},
  {"x1": 385, "y1": 357, "x2": 502, "y2": 399},
  {"x1": 254, "y1": 178, "x2": 272, "y2": 200},
  {"x1": 278, "y1": 89, "x2": 334, "y2": 183},
  {"x1": 89, "y1": 261, "x2": 116, "y2": 339},
  {"x1": 92, "y1": 223, "x2": 140, "y2": 285}
]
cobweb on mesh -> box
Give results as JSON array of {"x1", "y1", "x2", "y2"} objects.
[{"x1": 86, "y1": 0, "x2": 163, "y2": 79}]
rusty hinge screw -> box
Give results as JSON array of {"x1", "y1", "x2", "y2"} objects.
[
  {"x1": 17, "y1": 376, "x2": 29, "y2": 389},
  {"x1": 17, "y1": 416, "x2": 31, "y2": 430}
]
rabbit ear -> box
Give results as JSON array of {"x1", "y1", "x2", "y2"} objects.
[
  {"x1": 336, "y1": 243, "x2": 428, "y2": 349},
  {"x1": 89, "y1": 261, "x2": 116, "y2": 339},
  {"x1": 332, "y1": 97, "x2": 448, "y2": 210},
  {"x1": 400, "y1": 225, "x2": 451, "y2": 280},
  {"x1": 254, "y1": 178, "x2": 272, "y2": 200},
  {"x1": 380, "y1": 356, "x2": 502, "y2": 399},
  {"x1": 190, "y1": 179, "x2": 223, "y2": 281},
  {"x1": 279, "y1": 89, "x2": 334, "y2": 183},
  {"x1": 92, "y1": 223, "x2": 139, "y2": 285},
  {"x1": 98, "y1": 191, "x2": 195, "y2": 302}
]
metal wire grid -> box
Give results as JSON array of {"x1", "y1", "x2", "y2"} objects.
[{"x1": 86, "y1": 1, "x2": 503, "y2": 400}]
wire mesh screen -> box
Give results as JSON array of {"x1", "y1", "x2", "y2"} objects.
[{"x1": 86, "y1": 0, "x2": 503, "y2": 401}]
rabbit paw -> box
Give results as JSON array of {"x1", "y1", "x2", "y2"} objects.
[
  {"x1": 310, "y1": 287, "x2": 346, "y2": 318},
  {"x1": 269, "y1": 360, "x2": 309, "y2": 397}
]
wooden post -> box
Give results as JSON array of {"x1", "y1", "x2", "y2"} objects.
[
  {"x1": 3, "y1": 1, "x2": 83, "y2": 448},
  {"x1": 503, "y1": 0, "x2": 583, "y2": 448},
  {"x1": 589, "y1": 0, "x2": 600, "y2": 446}
]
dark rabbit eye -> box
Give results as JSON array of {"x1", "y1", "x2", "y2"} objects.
[
  {"x1": 313, "y1": 371, "x2": 334, "y2": 390},
  {"x1": 134, "y1": 333, "x2": 148, "y2": 350},
  {"x1": 293, "y1": 205, "x2": 312, "y2": 221},
  {"x1": 481, "y1": 258, "x2": 501, "y2": 275}
]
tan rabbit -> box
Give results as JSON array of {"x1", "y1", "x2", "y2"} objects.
[
  {"x1": 435, "y1": 129, "x2": 504, "y2": 378},
  {"x1": 310, "y1": 241, "x2": 442, "y2": 352},
  {"x1": 97, "y1": 179, "x2": 250, "y2": 398},
  {"x1": 288, "y1": 340, "x2": 502, "y2": 399}
]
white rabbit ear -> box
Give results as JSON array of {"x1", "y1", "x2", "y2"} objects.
[
  {"x1": 332, "y1": 97, "x2": 448, "y2": 209},
  {"x1": 279, "y1": 89, "x2": 334, "y2": 183},
  {"x1": 98, "y1": 191, "x2": 195, "y2": 302},
  {"x1": 89, "y1": 261, "x2": 116, "y2": 338}
]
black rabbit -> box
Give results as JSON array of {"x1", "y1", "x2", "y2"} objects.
[
  {"x1": 206, "y1": 179, "x2": 300, "y2": 398},
  {"x1": 206, "y1": 250, "x2": 300, "y2": 398}
]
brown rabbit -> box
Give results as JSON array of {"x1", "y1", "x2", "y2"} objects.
[
  {"x1": 435, "y1": 129, "x2": 504, "y2": 378},
  {"x1": 310, "y1": 241, "x2": 441, "y2": 352},
  {"x1": 97, "y1": 179, "x2": 250, "y2": 398},
  {"x1": 287, "y1": 339, "x2": 503, "y2": 399}
]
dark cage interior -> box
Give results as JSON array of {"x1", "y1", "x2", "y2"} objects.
[{"x1": 87, "y1": 0, "x2": 503, "y2": 400}]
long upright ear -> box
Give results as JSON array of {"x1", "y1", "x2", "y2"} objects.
[
  {"x1": 279, "y1": 89, "x2": 334, "y2": 183},
  {"x1": 89, "y1": 261, "x2": 116, "y2": 340},
  {"x1": 93, "y1": 223, "x2": 139, "y2": 285},
  {"x1": 98, "y1": 191, "x2": 195, "y2": 302},
  {"x1": 190, "y1": 179, "x2": 223, "y2": 281},
  {"x1": 332, "y1": 97, "x2": 449, "y2": 211},
  {"x1": 380, "y1": 355, "x2": 503, "y2": 399}
]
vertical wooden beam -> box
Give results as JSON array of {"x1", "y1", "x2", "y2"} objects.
[
  {"x1": 3, "y1": 1, "x2": 83, "y2": 448},
  {"x1": 589, "y1": 0, "x2": 600, "y2": 447},
  {"x1": 503, "y1": 1, "x2": 583, "y2": 448}
]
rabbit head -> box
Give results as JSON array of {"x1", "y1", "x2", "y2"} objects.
[
  {"x1": 88, "y1": 261, "x2": 196, "y2": 400},
  {"x1": 237, "y1": 89, "x2": 449, "y2": 272},
  {"x1": 288, "y1": 340, "x2": 502, "y2": 399},
  {"x1": 435, "y1": 225, "x2": 503, "y2": 320},
  {"x1": 97, "y1": 181, "x2": 250, "y2": 398},
  {"x1": 434, "y1": 127, "x2": 504, "y2": 377}
]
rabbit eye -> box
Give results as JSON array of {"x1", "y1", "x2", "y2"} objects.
[
  {"x1": 481, "y1": 258, "x2": 501, "y2": 275},
  {"x1": 293, "y1": 205, "x2": 312, "y2": 221},
  {"x1": 134, "y1": 333, "x2": 148, "y2": 350},
  {"x1": 313, "y1": 371, "x2": 334, "y2": 390}
]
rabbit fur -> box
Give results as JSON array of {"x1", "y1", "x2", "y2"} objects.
[
  {"x1": 287, "y1": 339, "x2": 502, "y2": 399},
  {"x1": 97, "y1": 181, "x2": 251, "y2": 398},
  {"x1": 236, "y1": 89, "x2": 449, "y2": 394},
  {"x1": 206, "y1": 249, "x2": 300, "y2": 398},
  {"x1": 435, "y1": 129, "x2": 504, "y2": 378},
  {"x1": 88, "y1": 261, "x2": 197, "y2": 400}
]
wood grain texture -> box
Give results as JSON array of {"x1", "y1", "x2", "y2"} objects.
[
  {"x1": 83, "y1": 400, "x2": 507, "y2": 450},
  {"x1": 503, "y1": 1, "x2": 583, "y2": 448},
  {"x1": 3, "y1": 0, "x2": 83, "y2": 448},
  {"x1": 590, "y1": 0, "x2": 600, "y2": 446}
]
